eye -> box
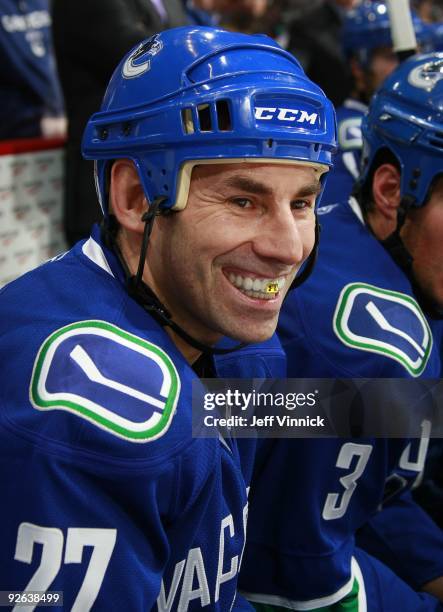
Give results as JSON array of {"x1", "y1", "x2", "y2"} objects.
[
  {"x1": 230, "y1": 197, "x2": 253, "y2": 209},
  {"x1": 291, "y1": 199, "x2": 313, "y2": 210}
]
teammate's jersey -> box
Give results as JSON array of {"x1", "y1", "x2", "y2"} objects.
[
  {"x1": 239, "y1": 200, "x2": 443, "y2": 609},
  {"x1": 0, "y1": 0, "x2": 64, "y2": 138},
  {"x1": 322, "y1": 100, "x2": 367, "y2": 206},
  {"x1": 0, "y1": 226, "x2": 286, "y2": 611}
]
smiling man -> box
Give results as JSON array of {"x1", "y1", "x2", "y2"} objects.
[
  {"x1": 113, "y1": 160, "x2": 322, "y2": 356},
  {"x1": 0, "y1": 27, "x2": 335, "y2": 611}
]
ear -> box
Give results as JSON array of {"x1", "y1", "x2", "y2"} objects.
[
  {"x1": 372, "y1": 163, "x2": 401, "y2": 221},
  {"x1": 109, "y1": 159, "x2": 147, "y2": 233}
]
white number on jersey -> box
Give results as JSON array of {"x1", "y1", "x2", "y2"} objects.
[
  {"x1": 322, "y1": 443, "x2": 373, "y2": 520},
  {"x1": 13, "y1": 523, "x2": 116, "y2": 612}
]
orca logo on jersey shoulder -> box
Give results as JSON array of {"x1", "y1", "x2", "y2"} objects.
[
  {"x1": 408, "y1": 59, "x2": 443, "y2": 91},
  {"x1": 333, "y1": 283, "x2": 432, "y2": 376},
  {"x1": 122, "y1": 35, "x2": 163, "y2": 79},
  {"x1": 30, "y1": 320, "x2": 180, "y2": 442}
]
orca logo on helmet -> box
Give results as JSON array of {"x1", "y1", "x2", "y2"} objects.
[
  {"x1": 254, "y1": 107, "x2": 318, "y2": 125},
  {"x1": 408, "y1": 59, "x2": 443, "y2": 91},
  {"x1": 122, "y1": 35, "x2": 163, "y2": 79}
]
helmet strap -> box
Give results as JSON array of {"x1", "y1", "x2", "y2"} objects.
[
  {"x1": 373, "y1": 195, "x2": 442, "y2": 319},
  {"x1": 103, "y1": 200, "x2": 248, "y2": 356},
  {"x1": 379, "y1": 195, "x2": 414, "y2": 277},
  {"x1": 289, "y1": 215, "x2": 320, "y2": 290}
]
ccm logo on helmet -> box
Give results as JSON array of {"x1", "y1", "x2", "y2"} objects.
[{"x1": 255, "y1": 107, "x2": 318, "y2": 124}]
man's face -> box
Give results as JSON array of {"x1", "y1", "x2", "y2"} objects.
[
  {"x1": 401, "y1": 177, "x2": 443, "y2": 309},
  {"x1": 355, "y1": 47, "x2": 399, "y2": 101},
  {"x1": 146, "y1": 162, "x2": 321, "y2": 345}
]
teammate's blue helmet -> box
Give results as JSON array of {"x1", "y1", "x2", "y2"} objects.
[
  {"x1": 359, "y1": 52, "x2": 443, "y2": 207},
  {"x1": 82, "y1": 26, "x2": 337, "y2": 215},
  {"x1": 342, "y1": 1, "x2": 431, "y2": 66}
]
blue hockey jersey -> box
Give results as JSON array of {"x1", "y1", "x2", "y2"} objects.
[
  {"x1": 239, "y1": 200, "x2": 443, "y2": 609},
  {"x1": 0, "y1": 227, "x2": 286, "y2": 611},
  {"x1": 322, "y1": 100, "x2": 367, "y2": 206}
]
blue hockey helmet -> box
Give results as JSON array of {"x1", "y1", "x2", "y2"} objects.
[
  {"x1": 82, "y1": 26, "x2": 337, "y2": 215},
  {"x1": 359, "y1": 51, "x2": 443, "y2": 208},
  {"x1": 342, "y1": 1, "x2": 431, "y2": 66}
]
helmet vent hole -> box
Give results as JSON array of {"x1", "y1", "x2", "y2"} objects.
[
  {"x1": 314, "y1": 143, "x2": 320, "y2": 152},
  {"x1": 182, "y1": 108, "x2": 195, "y2": 134},
  {"x1": 267, "y1": 139, "x2": 274, "y2": 148},
  {"x1": 216, "y1": 100, "x2": 232, "y2": 131},
  {"x1": 161, "y1": 169, "x2": 166, "y2": 176},
  {"x1": 147, "y1": 170, "x2": 152, "y2": 178},
  {"x1": 163, "y1": 184, "x2": 169, "y2": 191},
  {"x1": 197, "y1": 104, "x2": 212, "y2": 132}
]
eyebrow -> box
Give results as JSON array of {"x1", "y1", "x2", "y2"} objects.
[
  {"x1": 225, "y1": 176, "x2": 273, "y2": 196},
  {"x1": 297, "y1": 181, "x2": 323, "y2": 198},
  {"x1": 224, "y1": 175, "x2": 322, "y2": 198}
]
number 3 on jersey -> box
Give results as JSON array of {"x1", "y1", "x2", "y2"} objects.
[{"x1": 322, "y1": 443, "x2": 373, "y2": 521}]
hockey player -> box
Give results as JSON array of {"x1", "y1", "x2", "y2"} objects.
[
  {"x1": 322, "y1": 0, "x2": 431, "y2": 205},
  {"x1": 0, "y1": 27, "x2": 336, "y2": 610},
  {"x1": 240, "y1": 53, "x2": 443, "y2": 610}
]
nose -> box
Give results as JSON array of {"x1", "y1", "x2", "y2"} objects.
[{"x1": 251, "y1": 208, "x2": 315, "y2": 267}]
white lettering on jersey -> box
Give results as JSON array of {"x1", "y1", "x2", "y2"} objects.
[
  {"x1": 158, "y1": 499, "x2": 249, "y2": 611},
  {"x1": 178, "y1": 548, "x2": 211, "y2": 610},
  {"x1": 215, "y1": 515, "x2": 238, "y2": 602}
]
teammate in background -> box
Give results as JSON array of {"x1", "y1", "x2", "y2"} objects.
[
  {"x1": 322, "y1": 0, "x2": 431, "y2": 205},
  {"x1": 240, "y1": 53, "x2": 443, "y2": 610},
  {"x1": 0, "y1": 27, "x2": 336, "y2": 610},
  {"x1": 0, "y1": 0, "x2": 65, "y2": 139},
  {"x1": 51, "y1": 0, "x2": 188, "y2": 248}
]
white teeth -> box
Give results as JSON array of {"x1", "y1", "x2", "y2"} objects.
[
  {"x1": 226, "y1": 272, "x2": 286, "y2": 298},
  {"x1": 244, "y1": 277, "x2": 253, "y2": 291},
  {"x1": 252, "y1": 278, "x2": 262, "y2": 291}
]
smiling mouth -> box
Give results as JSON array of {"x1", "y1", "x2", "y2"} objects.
[{"x1": 226, "y1": 272, "x2": 286, "y2": 300}]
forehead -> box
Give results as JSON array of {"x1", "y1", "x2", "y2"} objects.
[{"x1": 190, "y1": 161, "x2": 324, "y2": 186}]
